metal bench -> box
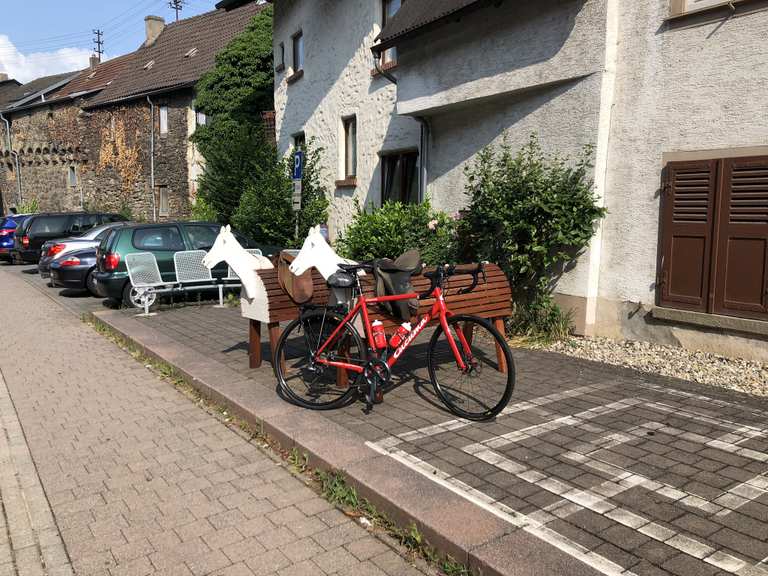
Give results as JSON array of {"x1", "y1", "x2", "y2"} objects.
[
  {"x1": 125, "y1": 252, "x2": 176, "y2": 316},
  {"x1": 246, "y1": 263, "x2": 513, "y2": 370}
]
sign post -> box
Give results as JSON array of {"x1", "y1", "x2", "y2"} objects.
[{"x1": 292, "y1": 150, "x2": 304, "y2": 239}]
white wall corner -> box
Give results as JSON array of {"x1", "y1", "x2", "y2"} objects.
[{"x1": 584, "y1": 0, "x2": 620, "y2": 336}]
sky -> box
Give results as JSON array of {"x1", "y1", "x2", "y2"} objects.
[{"x1": 0, "y1": 0, "x2": 219, "y2": 83}]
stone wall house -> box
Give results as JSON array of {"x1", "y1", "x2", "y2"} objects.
[
  {"x1": 0, "y1": 0, "x2": 266, "y2": 221},
  {"x1": 272, "y1": 0, "x2": 768, "y2": 360}
]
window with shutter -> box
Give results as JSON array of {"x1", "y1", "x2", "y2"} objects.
[
  {"x1": 712, "y1": 156, "x2": 768, "y2": 320},
  {"x1": 659, "y1": 160, "x2": 718, "y2": 312}
]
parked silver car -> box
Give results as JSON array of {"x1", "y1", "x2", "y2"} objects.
[{"x1": 38, "y1": 221, "x2": 134, "y2": 280}]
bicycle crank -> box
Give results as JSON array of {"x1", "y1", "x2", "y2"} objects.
[{"x1": 362, "y1": 359, "x2": 391, "y2": 412}]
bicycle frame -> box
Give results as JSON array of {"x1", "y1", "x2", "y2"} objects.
[{"x1": 313, "y1": 286, "x2": 470, "y2": 375}]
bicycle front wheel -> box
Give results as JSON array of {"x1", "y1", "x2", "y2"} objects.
[
  {"x1": 274, "y1": 310, "x2": 366, "y2": 410},
  {"x1": 428, "y1": 315, "x2": 515, "y2": 420}
]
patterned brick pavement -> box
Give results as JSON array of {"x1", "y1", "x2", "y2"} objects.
[
  {"x1": 0, "y1": 268, "x2": 431, "y2": 576},
  {"x1": 98, "y1": 303, "x2": 768, "y2": 576}
]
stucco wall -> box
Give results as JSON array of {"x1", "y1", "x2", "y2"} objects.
[
  {"x1": 596, "y1": 0, "x2": 768, "y2": 333},
  {"x1": 273, "y1": 0, "x2": 422, "y2": 236}
]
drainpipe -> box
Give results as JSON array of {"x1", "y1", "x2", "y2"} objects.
[
  {"x1": 372, "y1": 50, "x2": 397, "y2": 85},
  {"x1": 0, "y1": 112, "x2": 23, "y2": 206},
  {"x1": 146, "y1": 96, "x2": 157, "y2": 222},
  {"x1": 417, "y1": 117, "x2": 429, "y2": 202}
]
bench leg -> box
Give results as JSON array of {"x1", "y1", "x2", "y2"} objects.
[
  {"x1": 249, "y1": 320, "x2": 262, "y2": 369},
  {"x1": 268, "y1": 322, "x2": 285, "y2": 373},
  {"x1": 493, "y1": 317, "x2": 508, "y2": 374},
  {"x1": 217, "y1": 285, "x2": 225, "y2": 307}
]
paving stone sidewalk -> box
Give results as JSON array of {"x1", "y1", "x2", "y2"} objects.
[
  {"x1": 0, "y1": 268, "x2": 431, "y2": 576},
  {"x1": 101, "y1": 303, "x2": 768, "y2": 576}
]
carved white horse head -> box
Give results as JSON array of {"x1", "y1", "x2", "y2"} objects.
[
  {"x1": 203, "y1": 225, "x2": 273, "y2": 300},
  {"x1": 290, "y1": 225, "x2": 353, "y2": 279}
]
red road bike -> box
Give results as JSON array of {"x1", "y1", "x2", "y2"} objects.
[{"x1": 273, "y1": 262, "x2": 515, "y2": 420}]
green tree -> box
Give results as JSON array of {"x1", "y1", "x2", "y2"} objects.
[
  {"x1": 232, "y1": 141, "x2": 329, "y2": 247},
  {"x1": 192, "y1": 5, "x2": 274, "y2": 223}
]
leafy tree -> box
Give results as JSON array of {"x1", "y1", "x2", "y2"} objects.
[
  {"x1": 232, "y1": 141, "x2": 329, "y2": 247},
  {"x1": 192, "y1": 5, "x2": 274, "y2": 223}
]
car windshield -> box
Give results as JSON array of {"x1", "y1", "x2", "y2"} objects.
[{"x1": 29, "y1": 215, "x2": 70, "y2": 235}]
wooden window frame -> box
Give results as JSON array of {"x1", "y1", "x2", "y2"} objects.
[
  {"x1": 159, "y1": 105, "x2": 169, "y2": 136},
  {"x1": 292, "y1": 31, "x2": 303, "y2": 72}
]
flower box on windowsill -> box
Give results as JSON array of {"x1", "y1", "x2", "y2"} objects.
[
  {"x1": 335, "y1": 178, "x2": 357, "y2": 188},
  {"x1": 286, "y1": 69, "x2": 304, "y2": 85}
]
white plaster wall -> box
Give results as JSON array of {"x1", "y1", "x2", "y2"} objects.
[
  {"x1": 273, "y1": 0, "x2": 421, "y2": 237},
  {"x1": 599, "y1": 0, "x2": 768, "y2": 311}
]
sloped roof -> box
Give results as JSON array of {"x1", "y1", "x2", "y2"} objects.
[
  {"x1": 374, "y1": 0, "x2": 484, "y2": 52},
  {"x1": 0, "y1": 71, "x2": 79, "y2": 112},
  {"x1": 86, "y1": 1, "x2": 266, "y2": 108},
  {"x1": 0, "y1": 79, "x2": 22, "y2": 110},
  {"x1": 47, "y1": 54, "x2": 132, "y2": 103}
]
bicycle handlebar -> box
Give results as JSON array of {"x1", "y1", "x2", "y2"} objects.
[{"x1": 419, "y1": 262, "x2": 486, "y2": 300}]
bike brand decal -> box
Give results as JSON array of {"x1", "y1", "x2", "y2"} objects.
[{"x1": 393, "y1": 316, "x2": 429, "y2": 360}]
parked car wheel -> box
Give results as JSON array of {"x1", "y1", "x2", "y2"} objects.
[
  {"x1": 122, "y1": 282, "x2": 156, "y2": 309},
  {"x1": 86, "y1": 269, "x2": 99, "y2": 297}
]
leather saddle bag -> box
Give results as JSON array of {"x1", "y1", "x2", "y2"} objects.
[{"x1": 278, "y1": 250, "x2": 314, "y2": 304}]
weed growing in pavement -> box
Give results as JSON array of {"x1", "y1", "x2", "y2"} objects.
[{"x1": 84, "y1": 314, "x2": 474, "y2": 576}]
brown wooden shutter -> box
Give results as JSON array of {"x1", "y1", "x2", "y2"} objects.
[
  {"x1": 659, "y1": 160, "x2": 718, "y2": 312},
  {"x1": 712, "y1": 156, "x2": 768, "y2": 320}
]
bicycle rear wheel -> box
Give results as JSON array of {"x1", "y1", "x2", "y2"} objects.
[
  {"x1": 274, "y1": 309, "x2": 366, "y2": 410},
  {"x1": 427, "y1": 314, "x2": 515, "y2": 420}
]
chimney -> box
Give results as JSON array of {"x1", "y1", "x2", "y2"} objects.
[
  {"x1": 0, "y1": 73, "x2": 8, "y2": 82},
  {"x1": 89, "y1": 55, "x2": 100, "y2": 70},
  {"x1": 144, "y1": 15, "x2": 165, "y2": 47}
]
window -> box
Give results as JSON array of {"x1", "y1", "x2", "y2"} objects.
[
  {"x1": 186, "y1": 225, "x2": 219, "y2": 250},
  {"x1": 659, "y1": 156, "x2": 768, "y2": 321},
  {"x1": 382, "y1": 0, "x2": 401, "y2": 64},
  {"x1": 276, "y1": 42, "x2": 285, "y2": 72},
  {"x1": 158, "y1": 185, "x2": 169, "y2": 216},
  {"x1": 68, "y1": 166, "x2": 77, "y2": 187},
  {"x1": 381, "y1": 151, "x2": 419, "y2": 205},
  {"x1": 132, "y1": 226, "x2": 184, "y2": 251},
  {"x1": 343, "y1": 116, "x2": 357, "y2": 179},
  {"x1": 195, "y1": 110, "x2": 206, "y2": 126},
  {"x1": 670, "y1": 0, "x2": 747, "y2": 16},
  {"x1": 29, "y1": 215, "x2": 69, "y2": 235},
  {"x1": 293, "y1": 132, "x2": 306, "y2": 150},
  {"x1": 292, "y1": 31, "x2": 304, "y2": 72},
  {"x1": 159, "y1": 105, "x2": 168, "y2": 135}
]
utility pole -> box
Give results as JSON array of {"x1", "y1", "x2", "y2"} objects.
[
  {"x1": 169, "y1": 0, "x2": 185, "y2": 22},
  {"x1": 92, "y1": 29, "x2": 104, "y2": 60}
]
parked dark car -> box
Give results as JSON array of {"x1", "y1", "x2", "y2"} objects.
[
  {"x1": 0, "y1": 214, "x2": 31, "y2": 262},
  {"x1": 93, "y1": 221, "x2": 273, "y2": 306},
  {"x1": 50, "y1": 247, "x2": 100, "y2": 294},
  {"x1": 12, "y1": 212, "x2": 127, "y2": 264},
  {"x1": 39, "y1": 221, "x2": 134, "y2": 280}
]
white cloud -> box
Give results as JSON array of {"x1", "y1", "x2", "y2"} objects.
[{"x1": 0, "y1": 35, "x2": 91, "y2": 84}]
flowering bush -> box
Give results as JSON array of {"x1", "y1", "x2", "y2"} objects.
[{"x1": 336, "y1": 201, "x2": 460, "y2": 265}]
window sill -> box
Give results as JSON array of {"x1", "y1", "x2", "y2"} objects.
[
  {"x1": 666, "y1": 0, "x2": 762, "y2": 21},
  {"x1": 651, "y1": 306, "x2": 768, "y2": 338},
  {"x1": 335, "y1": 178, "x2": 357, "y2": 188},
  {"x1": 371, "y1": 60, "x2": 398, "y2": 77},
  {"x1": 286, "y1": 70, "x2": 304, "y2": 85}
]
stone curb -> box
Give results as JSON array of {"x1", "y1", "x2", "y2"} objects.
[{"x1": 88, "y1": 308, "x2": 601, "y2": 576}]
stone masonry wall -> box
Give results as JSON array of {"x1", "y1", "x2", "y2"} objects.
[{"x1": 0, "y1": 91, "x2": 194, "y2": 221}]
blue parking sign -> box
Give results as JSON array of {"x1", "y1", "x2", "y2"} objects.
[{"x1": 293, "y1": 150, "x2": 304, "y2": 180}]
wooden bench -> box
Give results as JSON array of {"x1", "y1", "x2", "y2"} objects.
[{"x1": 247, "y1": 264, "x2": 512, "y2": 371}]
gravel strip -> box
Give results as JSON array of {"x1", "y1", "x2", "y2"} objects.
[{"x1": 536, "y1": 336, "x2": 768, "y2": 397}]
